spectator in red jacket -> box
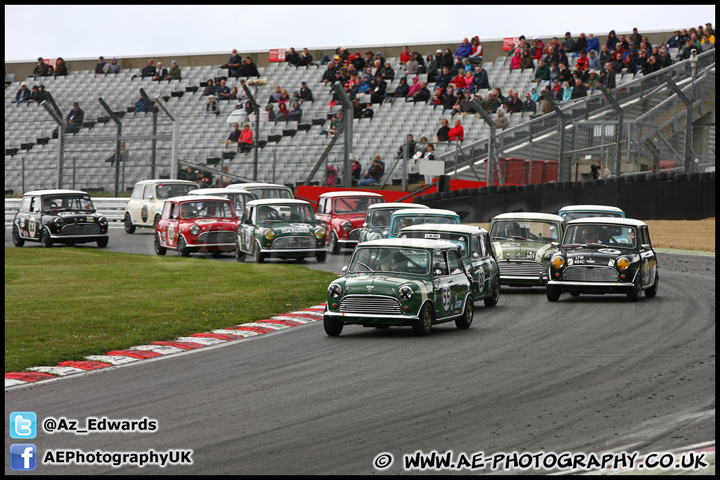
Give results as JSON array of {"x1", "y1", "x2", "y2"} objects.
[{"x1": 448, "y1": 119, "x2": 464, "y2": 142}]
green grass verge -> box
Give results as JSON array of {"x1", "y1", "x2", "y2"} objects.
[{"x1": 5, "y1": 248, "x2": 338, "y2": 373}]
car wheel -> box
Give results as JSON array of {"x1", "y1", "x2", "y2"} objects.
[
  {"x1": 328, "y1": 231, "x2": 340, "y2": 255},
  {"x1": 97, "y1": 237, "x2": 109, "y2": 248},
  {"x1": 12, "y1": 226, "x2": 24, "y2": 247},
  {"x1": 124, "y1": 214, "x2": 136, "y2": 234},
  {"x1": 316, "y1": 251, "x2": 327, "y2": 263},
  {"x1": 323, "y1": 315, "x2": 343, "y2": 336},
  {"x1": 412, "y1": 303, "x2": 434, "y2": 336},
  {"x1": 178, "y1": 237, "x2": 191, "y2": 257},
  {"x1": 154, "y1": 234, "x2": 167, "y2": 255},
  {"x1": 455, "y1": 297, "x2": 474, "y2": 329},
  {"x1": 40, "y1": 228, "x2": 53, "y2": 248},
  {"x1": 627, "y1": 276, "x2": 642, "y2": 302},
  {"x1": 645, "y1": 272, "x2": 659, "y2": 298},
  {"x1": 484, "y1": 276, "x2": 500, "y2": 307},
  {"x1": 546, "y1": 284, "x2": 561, "y2": 302},
  {"x1": 254, "y1": 241, "x2": 266, "y2": 263}
]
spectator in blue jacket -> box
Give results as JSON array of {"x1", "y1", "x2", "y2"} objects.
[
  {"x1": 586, "y1": 33, "x2": 600, "y2": 54},
  {"x1": 667, "y1": 30, "x2": 684, "y2": 48},
  {"x1": 471, "y1": 65, "x2": 490, "y2": 91},
  {"x1": 454, "y1": 37, "x2": 472, "y2": 59}
]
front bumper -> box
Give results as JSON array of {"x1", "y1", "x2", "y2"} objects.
[{"x1": 547, "y1": 279, "x2": 635, "y2": 294}]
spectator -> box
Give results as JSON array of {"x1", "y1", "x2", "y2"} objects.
[
  {"x1": 237, "y1": 123, "x2": 253, "y2": 152},
  {"x1": 370, "y1": 74, "x2": 388, "y2": 103},
  {"x1": 450, "y1": 69, "x2": 468, "y2": 89},
  {"x1": 395, "y1": 134, "x2": 416, "y2": 159},
  {"x1": 562, "y1": 32, "x2": 576, "y2": 53},
  {"x1": 224, "y1": 122, "x2": 242, "y2": 147},
  {"x1": 321, "y1": 61, "x2": 337, "y2": 83},
  {"x1": 606, "y1": 30, "x2": 618, "y2": 51},
  {"x1": 351, "y1": 157, "x2": 362, "y2": 184},
  {"x1": 506, "y1": 91, "x2": 523, "y2": 114},
  {"x1": 105, "y1": 142, "x2": 129, "y2": 166},
  {"x1": 540, "y1": 98, "x2": 553, "y2": 115},
  {"x1": 574, "y1": 33, "x2": 588, "y2": 56},
  {"x1": 361, "y1": 103, "x2": 374, "y2": 119},
  {"x1": 54, "y1": 57, "x2": 68, "y2": 76},
  {"x1": 265, "y1": 104, "x2": 276, "y2": 121},
  {"x1": 201, "y1": 79, "x2": 216, "y2": 98},
  {"x1": 423, "y1": 55, "x2": 437, "y2": 82},
  {"x1": 571, "y1": 78, "x2": 587, "y2": 99},
  {"x1": 166, "y1": 60, "x2": 181, "y2": 80},
  {"x1": 134, "y1": 92, "x2": 150, "y2": 113},
  {"x1": 543, "y1": 45, "x2": 559, "y2": 67},
  {"x1": 471, "y1": 65, "x2": 490, "y2": 90},
  {"x1": 66, "y1": 102, "x2": 84, "y2": 127},
  {"x1": 552, "y1": 78, "x2": 563, "y2": 100},
  {"x1": 434, "y1": 66, "x2": 453, "y2": 89},
  {"x1": 380, "y1": 61, "x2": 395, "y2": 81},
  {"x1": 320, "y1": 110, "x2": 344, "y2": 136},
  {"x1": 216, "y1": 165, "x2": 233, "y2": 188},
  {"x1": 357, "y1": 157, "x2": 383, "y2": 186},
  {"x1": 440, "y1": 85, "x2": 457, "y2": 111},
  {"x1": 439, "y1": 49, "x2": 454, "y2": 70},
  {"x1": 587, "y1": 50, "x2": 601, "y2": 71},
  {"x1": 598, "y1": 44, "x2": 613, "y2": 65},
  {"x1": 520, "y1": 49, "x2": 535, "y2": 71},
  {"x1": 404, "y1": 54, "x2": 419, "y2": 76},
  {"x1": 206, "y1": 96, "x2": 220, "y2": 117},
  {"x1": 296, "y1": 48, "x2": 314, "y2": 67},
  {"x1": 532, "y1": 59, "x2": 550, "y2": 84},
  {"x1": 521, "y1": 93, "x2": 536, "y2": 116},
  {"x1": 95, "y1": 56, "x2": 107, "y2": 75},
  {"x1": 141, "y1": 59, "x2": 156, "y2": 78},
  {"x1": 275, "y1": 102, "x2": 290, "y2": 121},
  {"x1": 530, "y1": 39, "x2": 543, "y2": 61},
  {"x1": 278, "y1": 88, "x2": 291, "y2": 105},
  {"x1": 558, "y1": 62, "x2": 572, "y2": 84},
  {"x1": 481, "y1": 92, "x2": 501, "y2": 114},
  {"x1": 701, "y1": 34, "x2": 714, "y2": 52},
  {"x1": 400, "y1": 45, "x2": 411, "y2": 64},
  {"x1": 430, "y1": 118, "x2": 450, "y2": 144},
  {"x1": 455, "y1": 37, "x2": 472, "y2": 59},
  {"x1": 574, "y1": 50, "x2": 589, "y2": 74},
  {"x1": 32, "y1": 57, "x2": 50, "y2": 78},
  {"x1": 586, "y1": 69, "x2": 600, "y2": 93},
  {"x1": 469, "y1": 36, "x2": 483, "y2": 64},
  {"x1": 453, "y1": 89, "x2": 474, "y2": 116},
  {"x1": 448, "y1": 118, "x2": 464, "y2": 141},
  {"x1": 296, "y1": 81, "x2": 313, "y2": 103},
  {"x1": 268, "y1": 84, "x2": 282, "y2": 103},
  {"x1": 561, "y1": 81, "x2": 573, "y2": 101},
  {"x1": 611, "y1": 52, "x2": 624, "y2": 73},
  {"x1": 27, "y1": 85, "x2": 41, "y2": 103},
  {"x1": 36, "y1": 84, "x2": 48, "y2": 103},
  {"x1": 422, "y1": 144, "x2": 438, "y2": 185},
  {"x1": 288, "y1": 101, "x2": 303, "y2": 122},
  {"x1": 494, "y1": 108, "x2": 508, "y2": 129},
  {"x1": 105, "y1": 57, "x2": 120, "y2": 75},
  {"x1": 243, "y1": 57, "x2": 260, "y2": 77},
  {"x1": 586, "y1": 33, "x2": 600, "y2": 54},
  {"x1": 215, "y1": 79, "x2": 232, "y2": 101},
  {"x1": 12, "y1": 82, "x2": 30, "y2": 104},
  {"x1": 285, "y1": 47, "x2": 300, "y2": 66},
  {"x1": 226, "y1": 102, "x2": 247, "y2": 124},
  {"x1": 449, "y1": 56, "x2": 466, "y2": 77}
]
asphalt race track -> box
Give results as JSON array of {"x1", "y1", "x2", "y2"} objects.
[{"x1": 4, "y1": 228, "x2": 715, "y2": 474}]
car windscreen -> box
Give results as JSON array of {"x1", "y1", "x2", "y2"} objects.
[
  {"x1": 257, "y1": 204, "x2": 316, "y2": 223},
  {"x1": 390, "y1": 215, "x2": 459, "y2": 236},
  {"x1": 333, "y1": 196, "x2": 384, "y2": 214},
  {"x1": 399, "y1": 231, "x2": 469, "y2": 257},
  {"x1": 42, "y1": 195, "x2": 95, "y2": 213},
  {"x1": 252, "y1": 188, "x2": 293, "y2": 199},
  {"x1": 156, "y1": 184, "x2": 198, "y2": 199},
  {"x1": 563, "y1": 224, "x2": 636, "y2": 249},
  {"x1": 181, "y1": 201, "x2": 235, "y2": 219},
  {"x1": 349, "y1": 247, "x2": 430, "y2": 275},
  {"x1": 490, "y1": 220, "x2": 560, "y2": 242},
  {"x1": 367, "y1": 209, "x2": 399, "y2": 228}
]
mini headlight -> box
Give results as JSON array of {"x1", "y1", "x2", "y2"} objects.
[
  {"x1": 190, "y1": 224, "x2": 200, "y2": 235},
  {"x1": 544, "y1": 252, "x2": 553, "y2": 261},
  {"x1": 53, "y1": 217, "x2": 64, "y2": 224},
  {"x1": 399, "y1": 286, "x2": 414, "y2": 301},
  {"x1": 264, "y1": 229, "x2": 277, "y2": 241},
  {"x1": 341, "y1": 221, "x2": 352, "y2": 232},
  {"x1": 616, "y1": 257, "x2": 630, "y2": 271},
  {"x1": 328, "y1": 284, "x2": 342, "y2": 298},
  {"x1": 314, "y1": 227, "x2": 325, "y2": 239},
  {"x1": 98, "y1": 216, "x2": 108, "y2": 224},
  {"x1": 551, "y1": 255, "x2": 565, "y2": 269},
  {"x1": 369, "y1": 232, "x2": 381, "y2": 241}
]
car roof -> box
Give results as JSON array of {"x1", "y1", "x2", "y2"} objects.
[
  {"x1": 358, "y1": 238, "x2": 460, "y2": 250},
  {"x1": 189, "y1": 188, "x2": 252, "y2": 195},
  {"x1": 491, "y1": 212, "x2": 564, "y2": 222},
  {"x1": 391, "y1": 208, "x2": 459, "y2": 217},
  {"x1": 23, "y1": 189, "x2": 90, "y2": 196},
  {"x1": 367, "y1": 202, "x2": 430, "y2": 210},
  {"x1": 167, "y1": 195, "x2": 234, "y2": 203},
  {"x1": 134, "y1": 179, "x2": 199, "y2": 186},
  {"x1": 246, "y1": 198, "x2": 312, "y2": 206},
  {"x1": 400, "y1": 224, "x2": 488, "y2": 235},
  {"x1": 567, "y1": 217, "x2": 647, "y2": 227},
  {"x1": 319, "y1": 191, "x2": 385, "y2": 198},
  {"x1": 558, "y1": 205, "x2": 625, "y2": 213},
  {"x1": 227, "y1": 183, "x2": 292, "y2": 190}
]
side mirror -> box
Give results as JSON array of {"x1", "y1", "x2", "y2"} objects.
[
  {"x1": 472, "y1": 252, "x2": 480, "y2": 260},
  {"x1": 362, "y1": 222, "x2": 368, "y2": 228},
  {"x1": 434, "y1": 269, "x2": 443, "y2": 276},
  {"x1": 148, "y1": 194, "x2": 154, "y2": 202},
  {"x1": 551, "y1": 242, "x2": 559, "y2": 247},
  {"x1": 641, "y1": 244, "x2": 652, "y2": 250},
  {"x1": 341, "y1": 266, "x2": 347, "y2": 272}
]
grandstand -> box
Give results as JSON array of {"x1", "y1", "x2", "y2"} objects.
[{"x1": 4, "y1": 30, "x2": 716, "y2": 195}]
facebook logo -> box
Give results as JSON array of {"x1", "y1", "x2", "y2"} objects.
[
  {"x1": 10, "y1": 444, "x2": 37, "y2": 471},
  {"x1": 10, "y1": 411, "x2": 37, "y2": 439}
]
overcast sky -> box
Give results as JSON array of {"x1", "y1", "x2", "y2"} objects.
[{"x1": 4, "y1": 5, "x2": 716, "y2": 62}]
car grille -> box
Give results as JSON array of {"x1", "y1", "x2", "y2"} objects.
[
  {"x1": 339, "y1": 295, "x2": 402, "y2": 315},
  {"x1": 348, "y1": 228, "x2": 362, "y2": 241},
  {"x1": 273, "y1": 236, "x2": 316, "y2": 249},
  {"x1": 62, "y1": 224, "x2": 101, "y2": 236},
  {"x1": 197, "y1": 231, "x2": 236, "y2": 244},
  {"x1": 563, "y1": 266, "x2": 619, "y2": 282},
  {"x1": 498, "y1": 260, "x2": 545, "y2": 277}
]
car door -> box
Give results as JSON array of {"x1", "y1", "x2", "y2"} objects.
[
  {"x1": 239, "y1": 206, "x2": 256, "y2": 252},
  {"x1": 433, "y1": 250, "x2": 464, "y2": 320},
  {"x1": 315, "y1": 198, "x2": 330, "y2": 233},
  {"x1": 637, "y1": 226, "x2": 656, "y2": 287},
  {"x1": 468, "y1": 233, "x2": 492, "y2": 298},
  {"x1": 446, "y1": 249, "x2": 468, "y2": 316},
  {"x1": 28, "y1": 196, "x2": 43, "y2": 240},
  {"x1": 164, "y1": 202, "x2": 180, "y2": 249}
]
